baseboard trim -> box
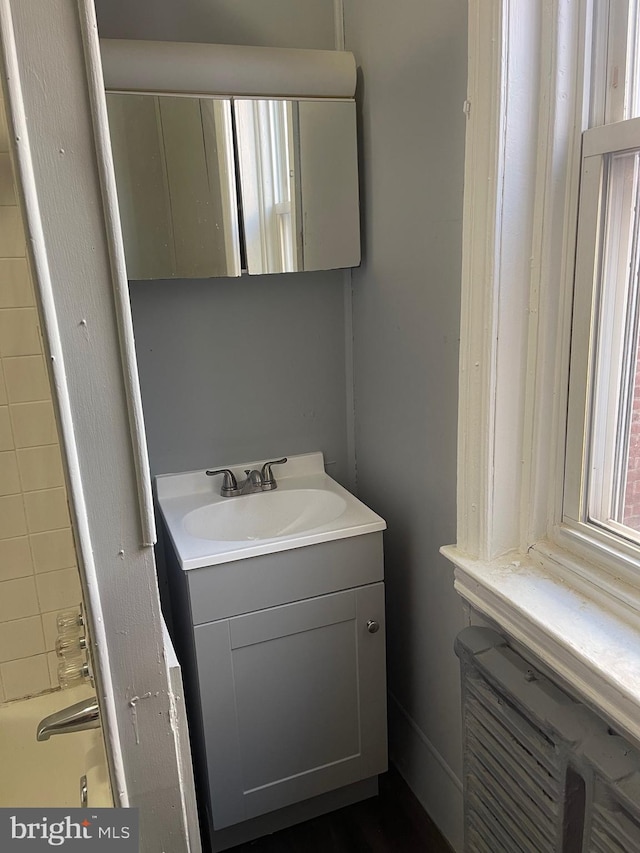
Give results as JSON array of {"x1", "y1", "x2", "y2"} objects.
[{"x1": 388, "y1": 692, "x2": 463, "y2": 852}]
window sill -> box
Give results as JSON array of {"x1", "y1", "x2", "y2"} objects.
[{"x1": 441, "y1": 543, "x2": 640, "y2": 746}]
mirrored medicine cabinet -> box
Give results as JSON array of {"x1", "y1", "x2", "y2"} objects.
[{"x1": 106, "y1": 92, "x2": 360, "y2": 279}]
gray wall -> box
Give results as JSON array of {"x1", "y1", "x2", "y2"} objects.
[
  {"x1": 94, "y1": 0, "x2": 335, "y2": 50},
  {"x1": 344, "y1": 2, "x2": 467, "y2": 849},
  {"x1": 95, "y1": 0, "x2": 352, "y2": 484},
  {"x1": 129, "y1": 273, "x2": 350, "y2": 483}
]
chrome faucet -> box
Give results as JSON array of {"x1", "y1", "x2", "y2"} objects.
[
  {"x1": 239, "y1": 468, "x2": 264, "y2": 495},
  {"x1": 36, "y1": 696, "x2": 100, "y2": 741},
  {"x1": 206, "y1": 458, "x2": 287, "y2": 497}
]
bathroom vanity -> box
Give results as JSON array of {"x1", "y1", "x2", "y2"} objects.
[{"x1": 157, "y1": 453, "x2": 387, "y2": 850}]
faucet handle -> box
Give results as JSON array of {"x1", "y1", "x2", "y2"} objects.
[
  {"x1": 206, "y1": 468, "x2": 238, "y2": 496},
  {"x1": 260, "y1": 458, "x2": 287, "y2": 490}
]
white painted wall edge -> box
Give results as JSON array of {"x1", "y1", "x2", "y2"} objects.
[
  {"x1": 333, "y1": 0, "x2": 357, "y2": 494},
  {"x1": 163, "y1": 622, "x2": 202, "y2": 853},
  {"x1": 343, "y1": 272, "x2": 357, "y2": 493},
  {"x1": 100, "y1": 38, "x2": 356, "y2": 98},
  {"x1": 388, "y1": 692, "x2": 463, "y2": 852},
  {"x1": 78, "y1": 2, "x2": 156, "y2": 548},
  {"x1": 0, "y1": 0, "x2": 128, "y2": 806}
]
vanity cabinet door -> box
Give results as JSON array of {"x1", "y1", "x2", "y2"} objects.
[{"x1": 193, "y1": 582, "x2": 387, "y2": 830}]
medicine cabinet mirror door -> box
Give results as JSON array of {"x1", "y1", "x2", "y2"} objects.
[
  {"x1": 106, "y1": 93, "x2": 241, "y2": 280},
  {"x1": 234, "y1": 99, "x2": 361, "y2": 275}
]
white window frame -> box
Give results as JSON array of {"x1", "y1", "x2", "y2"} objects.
[
  {"x1": 442, "y1": 0, "x2": 640, "y2": 745},
  {"x1": 563, "y1": 117, "x2": 640, "y2": 580}
]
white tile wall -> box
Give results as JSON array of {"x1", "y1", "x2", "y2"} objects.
[
  {"x1": 0, "y1": 152, "x2": 16, "y2": 206},
  {"x1": 0, "y1": 406, "x2": 12, "y2": 450},
  {"x1": 1, "y1": 655, "x2": 51, "y2": 702},
  {"x1": 10, "y1": 401, "x2": 57, "y2": 447},
  {"x1": 30, "y1": 529, "x2": 76, "y2": 574},
  {"x1": 0, "y1": 577, "x2": 39, "y2": 622},
  {"x1": 0, "y1": 208, "x2": 25, "y2": 257},
  {"x1": 0, "y1": 450, "x2": 20, "y2": 495},
  {"x1": 41, "y1": 611, "x2": 60, "y2": 650},
  {"x1": 36, "y1": 569, "x2": 81, "y2": 614},
  {"x1": 24, "y1": 488, "x2": 70, "y2": 534},
  {"x1": 0, "y1": 307, "x2": 42, "y2": 357},
  {"x1": 0, "y1": 536, "x2": 32, "y2": 581},
  {"x1": 17, "y1": 445, "x2": 65, "y2": 492},
  {"x1": 0, "y1": 616, "x2": 45, "y2": 663},
  {"x1": 0, "y1": 99, "x2": 8, "y2": 153},
  {"x1": 0, "y1": 495, "x2": 27, "y2": 539},
  {"x1": 3, "y1": 356, "x2": 51, "y2": 404},
  {"x1": 0, "y1": 95, "x2": 82, "y2": 703},
  {"x1": 46, "y1": 651, "x2": 59, "y2": 690},
  {"x1": 0, "y1": 258, "x2": 32, "y2": 308}
]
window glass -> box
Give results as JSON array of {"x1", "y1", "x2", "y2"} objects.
[
  {"x1": 587, "y1": 149, "x2": 640, "y2": 539},
  {"x1": 564, "y1": 4, "x2": 640, "y2": 556}
]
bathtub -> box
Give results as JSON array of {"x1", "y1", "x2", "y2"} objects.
[{"x1": 0, "y1": 685, "x2": 112, "y2": 808}]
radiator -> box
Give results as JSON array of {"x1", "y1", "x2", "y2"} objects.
[{"x1": 456, "y1": 628, "x2": 640, "y2": 853}]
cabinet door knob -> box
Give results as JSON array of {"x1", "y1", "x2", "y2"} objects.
[{"x1": 366, "y1": 620, "x2": 380, "y2": 634}]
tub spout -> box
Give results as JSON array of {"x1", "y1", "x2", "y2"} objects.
[{"x1": 36, "y1": 697, "x2": 100, "y2": 742}]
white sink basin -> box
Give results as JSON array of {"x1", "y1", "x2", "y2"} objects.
[
  {"x1": 183, "y1": 489, "x2": 347, "y2": 541},
  {"x1": 156, "y1": 452, "x2": 386, "y2": 569}
]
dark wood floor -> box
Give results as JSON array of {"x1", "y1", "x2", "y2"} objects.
[{"x1": 231, "y1": 767, "x2": 453, "y2": 853}]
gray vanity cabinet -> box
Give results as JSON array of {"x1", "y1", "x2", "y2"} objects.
[
  {"x1": 193, "y1": 581, "x2": 387, "y2": 830},
  {"x1": 161, "y1": 529, "x2": 388, "y2": 843}
]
